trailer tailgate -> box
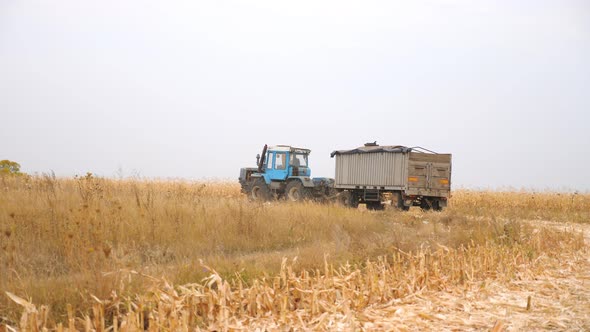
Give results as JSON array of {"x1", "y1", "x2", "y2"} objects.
[{"x1": 407, "y1": 152, "x2": 452, "y2": 196}]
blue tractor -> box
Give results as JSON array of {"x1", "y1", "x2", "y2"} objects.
[{"x1": 239, "y1": 144, "x2": 335, "y2": 201}]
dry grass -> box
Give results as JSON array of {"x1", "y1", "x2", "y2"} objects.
[
  {"x1": 449, "y1": 190, "x2": 590, "y2": 223},
  {"x1": 0, "y1": 175, "x2": 588, "y2": 330}
]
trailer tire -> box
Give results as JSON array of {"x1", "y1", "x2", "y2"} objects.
[
  {"x1": 420, "y1": 198, "x2": 432, "y2": 211},
  {"x1": 338, "y1": 191, "x2": 358, "y2": 208},
  {"x1": 366, "y1": 201, "x2": 384, "y2": 210},
  {"x1": 432, "y1": 200, "x2": 443, "y2": 212},
  {"x1": 285, "y1": 180, "x2": 311, "y2": 202},
  {"x1": 393, "y1": 192, "x2": 410, "y2": 211},
  {"x1": 250, "y1": 178, "x2": 271, "y2": 201}
]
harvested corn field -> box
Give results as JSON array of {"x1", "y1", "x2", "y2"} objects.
[{"x1": 1, "y1": 175, "x2": 589, "y2": 330}]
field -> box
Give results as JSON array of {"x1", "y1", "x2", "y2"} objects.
[{"x1": 1, "y1": 175, "x2": 589, "y2": 331}]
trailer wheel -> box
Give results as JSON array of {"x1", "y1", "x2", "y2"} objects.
[
  {"x1": 394, "y1": 192, "x2": 410, "y2": 211},
  {"x1": 250, "y1": 178, "x2": 271, "y2": 201},
  {"x1": 338, "y1": 191, "x2": 358, "y2": 208},
  {"x1": 420, "y1": 198, "x2": 432, "y2": 211},
  {"x1": 432, "y1": 200, "x2": 443, "y2": 212},
  {"x1": 366, "y1": 201, "x2": 384, "y2": 210},
  {"x1": 285, "y1": 181, "x2": 311, "y2": 202}
]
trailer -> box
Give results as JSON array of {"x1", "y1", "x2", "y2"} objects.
[{"x1": 331, "y1": 143, "x2": 452, "y2": 210}]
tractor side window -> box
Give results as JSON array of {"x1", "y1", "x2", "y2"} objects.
[
  {"x1": 266, "y1": 152, "x2": 273, "y2": 169},
  {"x1": 276, "y1": 153, "x2": 286, "y2": 170},
  {"x1": 291, "y1": 154, "x2": 308, "y2": 167}
]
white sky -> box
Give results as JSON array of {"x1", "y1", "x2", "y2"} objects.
[{"x1": 1, "y1": 0, "x2": 589, "y2": 190}]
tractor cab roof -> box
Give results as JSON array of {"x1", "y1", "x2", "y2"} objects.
[{"x1": 268, "y1": 145, "x2": 311, "y2": 154}]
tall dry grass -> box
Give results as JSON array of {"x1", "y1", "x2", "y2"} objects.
[
  {"x1": 449, "y1": 190, "x2": 590, "y2": 223},
  {"x1": 0, "y1": 175, "x2": 587, "y2": 328}
]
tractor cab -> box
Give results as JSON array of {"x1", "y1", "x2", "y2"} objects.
[{"x1": 262, "y1": 145, "x2": 311, "y2": 183}]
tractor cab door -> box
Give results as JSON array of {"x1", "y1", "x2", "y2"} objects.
[{"x1": 265, "y1": 151, "x2": 289, "y2": 181}]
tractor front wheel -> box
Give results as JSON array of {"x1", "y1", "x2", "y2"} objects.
[
  {"x1": 250, "y1": 178, "x2": 271, "y2": 201},
  {"x1": 432, "y1": 199, "x2": 444, "y2": 212},
  {"x1": 285, "y1": 181, "x2": 311, "y2": 202}
]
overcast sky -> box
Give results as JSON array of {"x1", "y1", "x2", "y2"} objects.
[{"x1": 1, "y1": 0, "x2": 589, "y2": 190}]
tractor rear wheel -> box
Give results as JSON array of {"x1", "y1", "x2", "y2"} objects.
[
  {"x1": 285, "y1": 181, "x2": 311, "y2": 202},
  {"x1": 250, "y1": 178, "x2": 271, "y2": 201}
]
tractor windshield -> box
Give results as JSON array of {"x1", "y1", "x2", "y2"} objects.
[{"x1": 290, "y1": 153, "x2": 308, "y2": 167}]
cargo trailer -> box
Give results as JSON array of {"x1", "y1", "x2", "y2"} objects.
[{"x1": 331, "y1": 143, "x2": 452, "y2": 210}]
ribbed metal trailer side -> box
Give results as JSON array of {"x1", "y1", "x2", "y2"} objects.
[{"x1": 334, "y1": 152, "x2": 408, "y2": 188}]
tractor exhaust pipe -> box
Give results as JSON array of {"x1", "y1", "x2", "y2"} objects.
[{"x1": 258, "y1": 144, "x2": 268, "y2": 172}]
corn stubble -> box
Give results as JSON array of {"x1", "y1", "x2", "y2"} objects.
[{"x1": 0, "y1": 175, "x2": 588, "y2": 331}]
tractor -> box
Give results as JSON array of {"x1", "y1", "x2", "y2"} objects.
[{"x1": 239, "y1": 144, "x2": 335, "y2": 201}]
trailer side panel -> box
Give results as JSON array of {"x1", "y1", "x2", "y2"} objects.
[{"x1": 334, "y1": 152, "x2": 408, "y2": 188}]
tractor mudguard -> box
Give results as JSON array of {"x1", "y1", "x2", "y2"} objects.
[{"x1": 288, "y1": 176, "x2": 315, "y2": 188}]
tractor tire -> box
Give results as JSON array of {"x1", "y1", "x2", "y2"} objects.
[
  {"x1": 239, "y1": 180, "x2": 250, "y2": 194},
  {"x1": 249, "y1": 178, "x2": 271, "y2": 201},
  {"x1": 285, "y1": 181, "x2": 312, "y2": 202}
]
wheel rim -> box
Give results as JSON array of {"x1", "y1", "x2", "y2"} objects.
[
  {"x1": 288, "y1": 187, "x2": 300, "y2": 201},
  {"x1": 343, "y1": 196, "x2": 351, "y2": 206},
  {"x1": 252, "y1": 186, "x2": 261, "y2": 200}
]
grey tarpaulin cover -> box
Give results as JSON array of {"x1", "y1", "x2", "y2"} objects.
[{"x1": 330, "y1": 145, "x2": 412, "y2": 158}]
